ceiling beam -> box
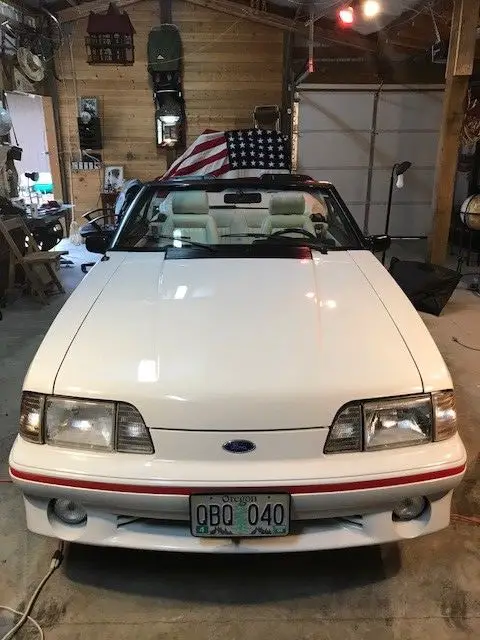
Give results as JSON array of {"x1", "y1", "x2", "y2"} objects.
[
  {"x1": 160, "y1": 0, "x2": 171, "y2": 23},
  {"x1": 184, "y1": 0, "x2": 376, "y2": 51},
  {"x1": 383, "y1": 35, "x2": 432, "y2": 50},
  {"x1": 185, "y1": 0, "x2": 301, "y2": 31},
  {"x1": 57, "y1": 0, "x2": 376, "y2": 52},
  {"x1": 58, "y1": 0, "x2": 144, "y2": 22}
]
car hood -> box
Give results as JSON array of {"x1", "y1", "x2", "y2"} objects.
[{"x1": 49, "y1": 250, "x2": 427, "y2": 431}]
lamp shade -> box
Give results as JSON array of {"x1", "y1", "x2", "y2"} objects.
[
  {"x1": 157, "y1": 94, "x2": 182, "y2": 125},
  {"x1": 159, "y1": 114, "x2": 180, "y2": 126},
  {"x1": 395, "y1": 161, "x2": 412, "y2": 176}
]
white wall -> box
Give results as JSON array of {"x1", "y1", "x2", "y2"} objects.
[{"x1": 5, "y1": 92, "x2": 50, "y2": 177}]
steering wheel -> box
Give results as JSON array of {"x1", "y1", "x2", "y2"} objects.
[{"x1": 270, "y1": 227, "x2": 317, "y2": 240}]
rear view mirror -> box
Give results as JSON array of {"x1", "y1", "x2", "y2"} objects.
[
  {"x1": 367, "y1": 235, "x2": 391, "y2": 253},
  {"x1": 224, "y1": 192, "x2": 262, "y2": 204}
]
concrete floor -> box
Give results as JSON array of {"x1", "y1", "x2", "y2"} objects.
[{"x1": 0, "y1": 241, "x2": 479, "y2": 640}]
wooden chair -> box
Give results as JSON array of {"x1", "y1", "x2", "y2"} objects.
[{"x1": 0, "y1": 215, "x2": 67, "y2": 304}]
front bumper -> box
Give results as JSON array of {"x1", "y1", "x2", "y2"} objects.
[
  {"x1": 17, "y1": 487, "x2": 459, "y2": 553},
  {"x1": 9, "y1": 433, "x2": 466, "y2": 553}
]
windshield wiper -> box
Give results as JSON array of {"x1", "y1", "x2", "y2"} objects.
[
  {"x1": 221, "y1": 233, "x2": 329, "y2": 254},
  {"x1": 149, "y1": 235, "x2": 217, "y2": 252}
]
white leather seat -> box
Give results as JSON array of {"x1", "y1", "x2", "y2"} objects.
[
  {"x1": 260, "y1": 193, "x2": 316, "y2": 236},
  {"x1": 162, "y1": 191, "x2": 219, "y2": 244},
  {"x1": 209, "y1": 209, "x2": 248, "y2": 243},
  {"x1": 237, "y1": 193, "x2": 270, "y2": 238},
  {"x1": 208, "y1": 192, "x2": 269, "y2": 242},
  {"x1": 238, "y1": 208, "x2": 269, "y2": 237}
]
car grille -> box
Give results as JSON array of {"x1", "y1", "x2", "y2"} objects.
[{"x1": 115, "y1": 515, "x2": 364, "y2": 533}]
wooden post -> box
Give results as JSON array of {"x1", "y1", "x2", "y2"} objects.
[
  {"x1": 158, "y1": 0, "x2": 177, "y2": 169},
  {"x1": 429, "y1": 0, "x2": 480, "y2": 264},
  {"x1": 42, "y1": 97, "x2": 64, "y2": 202},
  {"x1": 159, "y1": 0, "x2": 172, "y2": 22},
  {"x1": 281, "y1": 31, "x2": 293, "y2": 139}
]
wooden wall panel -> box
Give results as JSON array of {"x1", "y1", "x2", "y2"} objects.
[
  {"x1": 71, "y1": 171, "x2": 103, "y2": 216},
  {"x1": 56, "y1": 0, "x2": 283, "y2": 217}
]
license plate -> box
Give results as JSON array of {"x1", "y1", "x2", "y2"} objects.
[{"x1": 190, "y1": 493, "x2": 290, "y2": 538}]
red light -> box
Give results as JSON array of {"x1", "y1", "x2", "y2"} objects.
[{"x1": 339, "y1": 6, "x2": 354, "y2": 25}]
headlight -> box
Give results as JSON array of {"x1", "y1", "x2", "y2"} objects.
[
  {"x1": 19, "y1": 393, "x2": 154, "y2": 454},
  {"x1": 45, "y1": 397, "x2": 116, "y2": 451},
  {"x1": 324, "y1": 391, "x2": 457, "y2": 454},
  {"x1": 363, "y1": 396, "x2": 432, "y2": 450}
]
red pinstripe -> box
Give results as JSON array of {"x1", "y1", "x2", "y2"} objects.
[{"x1": 9, "y1": 464, "x2": 466, "y2": 495}]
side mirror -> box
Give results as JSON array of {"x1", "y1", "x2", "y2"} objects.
[
  {"x1": 367, "y1": 235, "x2": 391, "y2": 253},
  {"x1": 85, "y1": 234, "x2": 109, "y2": 254}
]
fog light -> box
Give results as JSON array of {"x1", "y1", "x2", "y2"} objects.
[
  {"x1": 393, "y1": 496, "x2": 427, "y2": 521},
  {"x1": 52, "y1": 499, "x2": 87, "y2": 525}
]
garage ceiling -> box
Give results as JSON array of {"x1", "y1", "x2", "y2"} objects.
[
  {"x1": 265, "y1": 0, "x2": 423, "y2": 35},
  {"x1": 19, "y1": 0, "x2": 462, "y2": 55}
]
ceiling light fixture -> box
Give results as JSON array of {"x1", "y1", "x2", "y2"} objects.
[
  {"x1": 363, "y1": 1, "x2": 381, "y2": 19},
  {"x1": 339, "y1": 6, "x2": 354, "y2": 26}
]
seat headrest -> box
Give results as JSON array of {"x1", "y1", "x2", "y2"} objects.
[
  {"x1": 171, "y1": 191, "x2": 209, "y2": 215},
  {"x1": 269, "y1": 193, "x2": 306, "y2": 215}
]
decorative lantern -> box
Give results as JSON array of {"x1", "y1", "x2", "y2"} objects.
[
  {"x1": 86, "y1": 3, "x2": 135, "y2": 65},
  {"x1": 148, "y1": 25, "x2": 185, "y2": 149}
]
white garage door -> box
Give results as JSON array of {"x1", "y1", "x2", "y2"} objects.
[{"x1": 296, "y1": 86, "x2": 443, "y2": 236}]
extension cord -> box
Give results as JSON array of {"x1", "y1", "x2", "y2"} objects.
[{"x1": 0, "y1": 542, "x2": 64, "y2": 640}]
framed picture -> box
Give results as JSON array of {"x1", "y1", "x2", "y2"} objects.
[
  {"x1": 79, "y1": 96, "x2": 99, "y2": 117},
  {"x1": 104, "y1": 165, "x2": 124, "y2": 192}
]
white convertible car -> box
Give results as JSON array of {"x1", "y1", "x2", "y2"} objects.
[{"x1": 10, "y1": 175, "x2": 466, "y2": 553}]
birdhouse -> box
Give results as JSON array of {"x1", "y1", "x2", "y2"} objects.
[{"x1": 85, "y1": 3, "x2": 135, "y2": 65}]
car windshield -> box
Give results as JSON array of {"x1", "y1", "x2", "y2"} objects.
[{"x1": 112, "y1": 184, "x2": 362, "y2": 251}]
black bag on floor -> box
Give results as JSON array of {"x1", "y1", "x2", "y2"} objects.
[{"x1": 389, "y1": 258, "x2": 461, "y2": 316}]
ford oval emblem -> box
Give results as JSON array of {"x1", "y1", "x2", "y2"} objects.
[{"x1": 222, "y1": 440, "x2": 256, "y2": 454}]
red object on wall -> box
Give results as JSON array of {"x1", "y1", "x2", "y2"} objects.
[{"x1": 339, "y1": 7, "x2": 354, "y2": 26}]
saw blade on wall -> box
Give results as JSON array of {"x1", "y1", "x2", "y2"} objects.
[{"x1": 17, "y1": 47, "x2": 45, "y2": 82}]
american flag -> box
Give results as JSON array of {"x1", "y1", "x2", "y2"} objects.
[{"x1": 161, "y1": 129, "x2": 291, "y2": 180}]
